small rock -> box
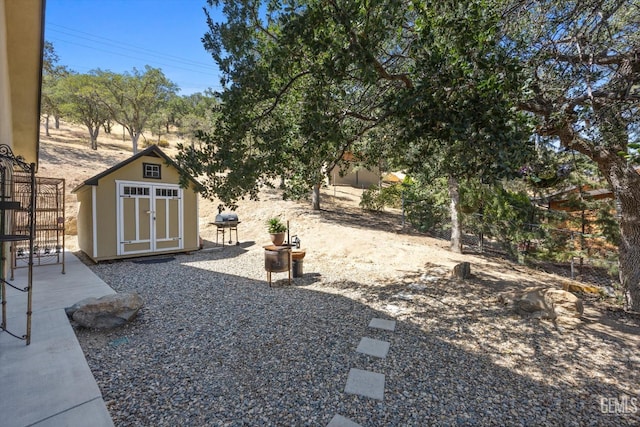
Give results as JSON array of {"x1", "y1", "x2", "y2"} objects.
[
  {"x1": 393, "y1": 292, "x2": 414, "y2": 301},
  {"x1": 420, "y1": 274, "x2": 439, "y2": 282},
  {"x1": 384, "y1": 304, "x2": 407, "y2": 315},
  {"x1": 452, "y1": 262, "x2": 471, "y2": 280},
  {"x1": 408, "y1": 283, "x2": 428, "y2": 291}
]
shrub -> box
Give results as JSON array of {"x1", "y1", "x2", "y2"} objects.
[
  {"x1": 359, "y1": 183, "x2": 403, "y2": 212},
  {"x1": 360, "y1": 186, "x2": 385, "y2": 211},
  {"x1": 143, "y1": 139, "x2": 170, "y2": 148}
]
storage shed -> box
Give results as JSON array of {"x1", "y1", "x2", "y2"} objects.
[{"x1": 72, "y1": 145, "x2": 201, "y2": 262}]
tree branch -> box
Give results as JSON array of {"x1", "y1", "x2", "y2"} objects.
[
  {"x1": 327, "y1": 0, "x2": 414, "y2": 89},
  {"x1": 252, "y1": 70, "x2": 311, "y2": 123}
]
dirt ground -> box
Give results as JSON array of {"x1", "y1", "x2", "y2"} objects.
[{"x1": 39, "y1": 121, "x2": 640, "y2": 346}]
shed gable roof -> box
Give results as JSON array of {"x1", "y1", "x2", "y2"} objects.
[{"x1": 71, "y1": 145, "x2": 201, "y2": 193}]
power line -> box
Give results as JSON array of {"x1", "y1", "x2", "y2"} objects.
[
  {"x1": 49, "y1": 36, "x2": 218, "y2": 77},
  {"x1": 45, "y1": 22, "x2": 223, "y2": 93},
  {"x1": 47, "y1": 23, "x2": 217, "y2": 71}
]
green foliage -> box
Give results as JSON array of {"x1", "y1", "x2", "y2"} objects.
[
  {"x1": 56, "y1": 72, "x2": 110, "y2": 149},
  {"x1": 400, "y1": 177, "x2": 449, "y2": 232},
  {"x1": 173, "y1": 90, "x2": 220, "y2": 145},
  {"x1": 97, "y1": 66, "x2": 178, "y2": 154},
  {"x1": 503, "y1": 1, "x2": 640, "y2": 308},
  {"x1": 266, "y1": 217, "x2": 287, "y2": 234},
  {"x1": 595, "y1": 201, "x2": 621, "y2": 247},
  {"x1": 142, "y1": 139, "x2": 170, "y2": 148},
  {"x1": 41, "y1": 41, "x2": 71, "y2": 124},
  {"x1": 179, "y1": 0, "x2": 533, "y2": 212},
  {"x1": 462, "y1": 183, "x2": 539, "y2": 257},
  {"x1": 359, "y1": 184, "x2": 403, "y2": 212}
]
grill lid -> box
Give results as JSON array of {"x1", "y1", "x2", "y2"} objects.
[{"x1": 215, "y1": 212, "x2": 239, "y2": 222}]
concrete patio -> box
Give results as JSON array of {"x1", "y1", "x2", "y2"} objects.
[{"x1": 0, "y1": 253, "x2": 114, "y2": 427}]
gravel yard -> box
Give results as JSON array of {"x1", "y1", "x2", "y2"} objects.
[
  {"x1": 41, "y1": 121, "x2": 639, "y2": 426},
  {"x1": 76, "y1": 242, "x2": 640, "y2": 426}
]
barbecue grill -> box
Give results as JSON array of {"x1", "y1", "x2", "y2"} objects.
[{"x1": 212, "y1": 212, "x2": 240, "y2": 246}]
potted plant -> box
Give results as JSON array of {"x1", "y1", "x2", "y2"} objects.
[{"x1": 267, "y1": 217, "x2": 287, "y2": 246}]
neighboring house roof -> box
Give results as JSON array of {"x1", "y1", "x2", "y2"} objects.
[
  {"x1": 547, "y1": 186, "x2": 612, "y2": 200},
  {"x1": 382, "y1": 172, "x2": 406, "y2": 183},
  {"x1": 71, "y1": 145, "x2": 202, "y2": 193},
  {"x1": 537, "y1": 166, "x2": 640, "y2": 209}
]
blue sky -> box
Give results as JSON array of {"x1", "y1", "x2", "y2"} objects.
[{"x1": 45, "y1": 0, "x2": 223, "y2": 95}]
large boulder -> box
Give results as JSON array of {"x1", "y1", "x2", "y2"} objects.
[
  {"x1": 68, "y1": 293, "x2": 143, "y2": 329},
  {"x1": 544, "y1": 288, "x2": 584, "y2": 318},
  {"x1": 509, "y1": 286, "x2": 583, "y2": 324}
]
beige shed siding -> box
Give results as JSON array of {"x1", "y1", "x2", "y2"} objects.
[
  {"x1": 76, "y1": 153, "x2": 200, "y2": 262},
  {"x1": 75, "y1": 186, "x2": 94, "y2": 259},
  {"x1": 182, "y1": 182, "x2": 199, "y2": 250}
]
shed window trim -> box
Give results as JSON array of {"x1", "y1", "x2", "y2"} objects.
[{"x1": 143, "y1": 163, "x2": 161, "y2": 179}]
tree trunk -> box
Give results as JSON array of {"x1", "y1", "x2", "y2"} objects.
[
  {"x1": 448, "y1": 175, "x2": 462, "y2": 253},
  {"x1": 131, "y1": 132, "x2": 140, "y2": 154},
  {"x1": 54, "y1": 115, "x2": 60, "y2": 129},
  {"x1": 44, "y1": 115, "x2": 50, "y2": 137},
  {"x1": 597, "y1": 154, "x2": 640, "y2": 312},
  {"x1": 312, "y1": 183, "x2": 321, "y2": 210},
  {"x1": 88, "y1": 125, "x2": 99, "y2": 150}
]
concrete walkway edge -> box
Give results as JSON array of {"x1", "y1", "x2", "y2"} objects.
[{"x1": 0, "y1": 253, "x2": 115, "y2": 427}]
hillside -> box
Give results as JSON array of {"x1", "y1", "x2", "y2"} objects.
[
  {"x1": 38, "y1": 121, "x2": 640, "y2": 425},
  {"x1": 38, "y1": 121, "x2": 640, "y2": 319}
]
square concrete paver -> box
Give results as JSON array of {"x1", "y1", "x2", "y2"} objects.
[
  {"x1": 356, "y1": 337, "x2": 390, "y2": 358},
  {"x1": 327, "y1": 414, "x2": 362, "y2": 427},
  {"x1": 344, "y1": 368, "x2": 385, "y2": 400},
  {"x1": 368, "y1": 317, "x2": 396, "y2": 331}
]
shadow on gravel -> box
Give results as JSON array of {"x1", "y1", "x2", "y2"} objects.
[{"x1": 78, "y1": 254, "x2": 640, "y2": 427}]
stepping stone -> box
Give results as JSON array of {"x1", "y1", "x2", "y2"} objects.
[
  {"x1": 368, "y1": 317, "x2": 396, "y2": 331},
  {"x1": 356, "y1": 337, "x2": 390, "y2": 359},
  {"x1": 344, "y1": 368, "x2": 385, "y2": 400},
  {"x1": 327, "y1": 414, "x2": 362, "y2": 427}
]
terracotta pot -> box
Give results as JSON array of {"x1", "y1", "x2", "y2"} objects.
[
  {"x1": 291, "y1": 250, "x2": 306, "y2": 260},
  {"x1": 270, "y1": 232, "x2": 285, "y2": 246}
]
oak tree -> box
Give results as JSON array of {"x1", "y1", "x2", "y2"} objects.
[
  {"x1": 98, "y1": 66, "x2": 178, "y2": 154},
  {"x1": 504, "y1": 0, "x2": 640, "y2": 310}
]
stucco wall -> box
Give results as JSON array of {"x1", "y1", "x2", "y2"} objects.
[{"x1": 330, "y1": 164, "x2": 381, "y2": 188}]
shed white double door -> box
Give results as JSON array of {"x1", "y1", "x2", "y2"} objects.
[{"x1": 116, "y1": 181, "x2": 184, "y2": 256}]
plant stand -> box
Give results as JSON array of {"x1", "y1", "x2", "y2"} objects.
[{"x1": 264, "y1": 245, "x2": 292, "y2": 287}]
